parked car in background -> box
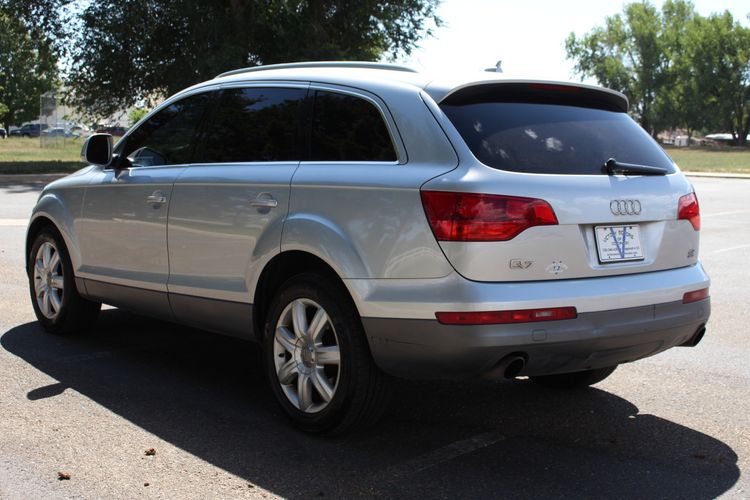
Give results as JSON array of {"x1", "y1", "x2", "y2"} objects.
[
  {"x1": 26, "y1": 62, "x2": 710, "y2": 434},
  {"x1": 95, "y1": 125, "x2": 127, "y2": 136},
  {"x1": 69, "y1": 125, "x2": 92, "y2": 138},
  {"x1": 42, "y1": 127, "x2": 71, "y2": 138},
  {"x1": 9, "y1": 123, "x2": 48, "y2": 138}
]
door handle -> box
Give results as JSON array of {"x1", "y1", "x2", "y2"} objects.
[
  {"x1": 146, "y1": 192, "x2": 167, "y2": 205},
  {"x1": 250, "y1": 194, "x2": 278, "y2": 209}
]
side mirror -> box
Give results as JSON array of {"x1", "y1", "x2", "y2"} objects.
[{"x1": 81, "y1": 133, "x2": 113, "y2": 166}]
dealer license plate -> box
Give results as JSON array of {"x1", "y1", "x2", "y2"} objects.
[{"x1": 594, "y1": 225, "x2": 644, "y2": 263}]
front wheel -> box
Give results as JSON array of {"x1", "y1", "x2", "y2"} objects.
[
  {"x1": 28, "y1": 227, "x2": 101, "y2": 334},
  {"x1": 263, "y1": 273, "x2": 389, "y2": 434},
  {"x1": 530, "y1": 366, "x2": 617, "y2": 389}
]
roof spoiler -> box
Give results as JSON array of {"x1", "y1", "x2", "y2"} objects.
[{"x1": 440, "y1": 81, "x2": 628, "y2": 113}]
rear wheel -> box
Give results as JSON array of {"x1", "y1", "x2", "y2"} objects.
[
  {"x1": 28, "y1": 227, "x2": 101, "y2": 334},
  {"x1": 530, "y1": 366, "x2": 617, "y2": 389},
  {"x1": 263, "y1": 273, "x2": 389, "y2": 434}
]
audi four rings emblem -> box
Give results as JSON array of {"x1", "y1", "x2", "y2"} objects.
[{"x1": 610, "y1": 199, "x2": 642, "y2": 215}]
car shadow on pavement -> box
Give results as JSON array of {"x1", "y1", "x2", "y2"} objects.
[{"x1": 2, "y1": 309, "x2": 740, "y2": 499}]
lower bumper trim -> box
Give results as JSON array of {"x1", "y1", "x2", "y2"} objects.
[{"x1": 363, "y1": 299, "x2": 710, "y2": 380}]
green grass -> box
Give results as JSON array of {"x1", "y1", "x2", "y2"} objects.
[
  {"x1": 664, "y1": 147, "x2": 750, "y2": 173},
  {"x1": 1, "y1": 136, "x2": 749, "y2": 174},
  {"x1": 0, "y1": 136, "x2": 85, "y2": 174}
]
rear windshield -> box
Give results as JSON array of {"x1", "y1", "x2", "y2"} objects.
[{"x1": 440, "y1": 102, "x2": 676, "y2": 175}]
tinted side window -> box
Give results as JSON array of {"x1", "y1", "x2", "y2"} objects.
[
  {"x1": 311, "y1": 91, "x2": 397, "y2": 162},
  {"x1": 123, "y1": 92, "x2": 213, "y2": 167},
  {"x1": 197, "y1": 87, "x2": 307, "y2": 163}
]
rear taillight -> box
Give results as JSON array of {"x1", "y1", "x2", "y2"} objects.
[
  {"x1": 683, "y1": 288, "x2": 709, "y2": 304},
  {"x1": 436, "y1": 307, "x2": 577, "y2": 325},
  {"x1": 420, "y1": 191, "x2": 558, "y2": 241},
  {"x1": 678, "y1": 192, "x2": 700, "y2": 230}
]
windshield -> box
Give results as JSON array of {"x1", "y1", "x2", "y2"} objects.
[{"x1": 441, "y1": 102, "x2": 676, "y2": 175}]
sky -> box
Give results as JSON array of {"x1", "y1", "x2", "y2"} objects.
[{"x1": 398, "y1": 0, "x2": 750, "y2": 82}]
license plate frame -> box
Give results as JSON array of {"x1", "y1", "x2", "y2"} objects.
[{"x1": 594, "y1": 225, "x2": 645, "y2": 263}]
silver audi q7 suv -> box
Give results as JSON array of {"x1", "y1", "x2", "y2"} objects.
[{"x1": 27, "y1": 62, "x2": 710, "y2": 433}]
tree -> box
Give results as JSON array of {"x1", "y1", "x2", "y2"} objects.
[
  {"x1": 686, "y1": 12, "x2": 750, "y2": 146},
  {"x1": 565, "y1": 1, "x2": 666, "y2": 135},
  {"x1": 566, "y1": 1, "x2": 750, "y2": 144},
  {"x1": 67, "y1": 0, "x2": 441, "y2": 117},
  {"x1": 652, "y1": 0, "x2": 703, "y2": 137},
  {"x1": 0, "y1": 11, "x2": 58, "y2": 126},
  {"x1": 128, "y1": 107, "x2": 150, "y2": 127}
]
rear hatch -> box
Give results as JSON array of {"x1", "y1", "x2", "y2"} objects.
[{"x1": 421, "y1": 82, "x2": 700, "y2": 282}]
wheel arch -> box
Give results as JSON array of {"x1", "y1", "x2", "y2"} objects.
[
  {"x1": 26, "y1": 215, "x2": 61, "y2": 274},
  {"x1": 252, "y1": 250, "x2": 358, "y2": 341},
  {"x1": 27, "y1": 190, "x2": 84, "y2": 272}
]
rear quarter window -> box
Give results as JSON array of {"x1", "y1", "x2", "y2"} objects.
[
  {"x1": 310, "y1": 90, "x2": 397, "y2": 162},
  {"x1": 441, "y1": 101, "x2": 676, "y2": 175}
]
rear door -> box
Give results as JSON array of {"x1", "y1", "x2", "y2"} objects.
[
  {"x1": 423, "y1": 82, "x2": 700, "y2": 282},
  {"x1": 166, "y1": 84, "x2": 308, "y2": 335}
]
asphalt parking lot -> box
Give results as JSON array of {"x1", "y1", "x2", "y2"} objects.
[{"x1": 0, "y1": 176, "x2": 747, "y2": 499}]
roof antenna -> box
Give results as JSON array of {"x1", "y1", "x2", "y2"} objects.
[{"x1": 484, "y1": 60, "x2": 503, "y2": 73}]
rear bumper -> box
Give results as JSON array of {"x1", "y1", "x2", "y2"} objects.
[
  {"x1": 363, "y1": 298, "x2": 709, "y2": 380},
  {"x1": 349, "y1": 263, "x2": 711, "y2": 380}
]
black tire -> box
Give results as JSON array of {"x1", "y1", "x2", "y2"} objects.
[
  {"x1": 530, "y1": 365, "x2": 617, "y2": 389},
  {"x1": 28, "y1": 226, "x2": 101, "y2": 334},
  {"x1": 263, "y1": 273, "x2": 390, "y2": 434}
]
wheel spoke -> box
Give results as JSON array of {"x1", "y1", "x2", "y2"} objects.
[
  {"x1": 275, "y1": 326, "x2": 296, "y2": 354},
  {"x1": 316, "y1": 346, "x2": 340, "y2": 366},
  {"x1": 309, "y1": 308, "x2": 329, "y2": 342},
  {"x1": 311, "y1": 368, "x2": 334, "y2": 402},
  {"x1": 277, "y1": 359, "x2": 298, "y2": 385},
  {"x1": 35, "y1": 277, "x2": 45, "y2": 296},
  {"x1": 35, "y1": 260, "x2": 45, "y2": 277},
  {"x1": 48, "y1": 251, "x2": 60, "y2": 272},
  {"x1": 40, "y1": 291, "x2": 50, "y2": 317},
  {"x1": 292, "y1": 300, "x2": 308, "y2": 339},
  {"x1": 48, "y1": 290, "x2": 62, "y2": 313},
  {"x1": 297, "y1": 373, "x2": 313, "y2": 411},
  {"x1": 42, "y1": 244, "x2": 52, "y2": 268},
  {"x1": 42, "y1": 243, "x2": 53, "y2": 269}
]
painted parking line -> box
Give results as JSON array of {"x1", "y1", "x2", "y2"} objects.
[
  {"x1": 709, "y1": 244, "x2": 750, "y2": 255},
  {"x1": 702, "y1": 210, "x2": 750, "y2": 218},
  {"x1": 0, "y1": 219, "x2": 28, "y2": 227}
]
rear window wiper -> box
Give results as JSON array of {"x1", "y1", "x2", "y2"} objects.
[{"x1": 602, "y1": 158, "x2": 668, "y2": 176}]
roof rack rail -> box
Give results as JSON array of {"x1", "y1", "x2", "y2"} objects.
[{"x1": 216, "y1": 61, "x2": 418, "y2": 79}]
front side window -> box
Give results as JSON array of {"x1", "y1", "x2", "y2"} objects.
[
  {"x1": 122, "y1": 92, "x2": 214, "y2": 167},
  {"x1": 310, "y1": 90, "x2": 397, "y2": 162},
  {"x1": 196, "y1": 87, "x2": 307, "y2": 163}
]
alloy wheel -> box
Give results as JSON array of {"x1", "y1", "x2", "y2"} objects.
[
  {"x1": 33, "y1": 241, "x2": 64, "y2": 320},
  {"x1": 273, "y1": 298, "x2": 341, "y2": 413}
]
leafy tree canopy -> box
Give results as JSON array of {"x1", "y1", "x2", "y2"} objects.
[
  {"x1": 566, "y1": 1, "x2": 750, "y2": 144},
  {"x1": 0, "y1": 10, "x2": 58, "y2": 126},
  {"x1": 67, "y1": 0, "x2": 441, "y2": 117}
]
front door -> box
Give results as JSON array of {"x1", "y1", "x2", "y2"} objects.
[{"x1": 78, "y1": 91, "x2": 215, "y2": 317}]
